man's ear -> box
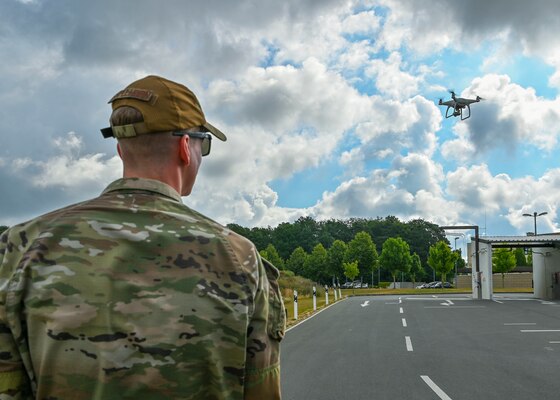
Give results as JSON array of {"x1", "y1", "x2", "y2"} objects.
[
  {"x1": 116, "y1": 143, "x2": 123, "y2": 160},
  {"x1": 179, "y1": 135, "x2": 191, "y2": 165}
]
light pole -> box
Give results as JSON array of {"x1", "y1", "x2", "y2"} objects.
[
  {"x1": 522, "y1": 211, "x2": 548, "y2": 235},
  {"x1": 454, "y1": 236, "x2": 460, "y2": 287}
]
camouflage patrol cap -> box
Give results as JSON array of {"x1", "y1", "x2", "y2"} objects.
[{"x1": 101, "y1": 75, "x2": 227, "y2": 141}]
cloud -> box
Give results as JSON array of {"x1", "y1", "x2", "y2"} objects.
[
  {"x1": 11, "y1": 132, "x2": 121, "y2": 189},
  {"x1": 366, "y1": 52, "x2": 421, "y2": 100},
  {"x1": 440, "y1": 74, "x2": 560, "y2": 162}
]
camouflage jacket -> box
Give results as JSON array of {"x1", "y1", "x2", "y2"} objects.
[{"x1": 0, "y1": 178, "x2": 285, "y2": 399}]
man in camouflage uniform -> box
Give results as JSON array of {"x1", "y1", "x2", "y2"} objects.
[{"x1": 0, "y1": 75, "x2": 285, "y2": 399}]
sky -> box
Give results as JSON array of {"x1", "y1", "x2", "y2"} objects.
[{"x1": 3, "y1": 0, "x2": 560, "y2": 253}]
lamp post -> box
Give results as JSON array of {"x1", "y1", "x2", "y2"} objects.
[
  {"x1": 454, "y1": 236, "x2": 460, "y2": 287},
  {"x1": 522, "y1": 211, "x2": 548, "y2": 235}
]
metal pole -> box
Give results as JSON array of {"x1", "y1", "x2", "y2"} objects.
[{"x1": 534, "y1": 213, "x2": 537, "y2": 235}]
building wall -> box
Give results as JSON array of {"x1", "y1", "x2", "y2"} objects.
[{"x1": 457, "y1": 273, "x2": 533, "y2": 289}]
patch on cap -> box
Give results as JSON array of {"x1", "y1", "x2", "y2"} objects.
[{"x1": 109, "y1": 88, "x2": 154, "y2": 103}]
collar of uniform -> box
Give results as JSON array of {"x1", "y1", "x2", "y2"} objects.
[{"x1": 102, "y1": 178, "x2": 183, "y2": 203}]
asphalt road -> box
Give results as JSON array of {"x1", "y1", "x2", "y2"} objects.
[{"x1": 280, "y1": 294, "x2": 560, "y2": 400}]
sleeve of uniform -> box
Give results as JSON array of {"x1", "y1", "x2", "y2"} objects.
[
  {"x1": 0, "y1": 229, "x2": 29, "y2": 398},
  {"x1": 244, "y1": 256, "x2": 286, "y2": 400}
]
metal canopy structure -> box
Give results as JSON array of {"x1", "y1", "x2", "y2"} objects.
[{"x1": 477, "y1": 234, "x2": 560, "y2": 248}]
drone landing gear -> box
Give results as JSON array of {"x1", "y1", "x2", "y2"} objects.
[{"x1": 445, "y1": 105, "x2": 471, "y2": 120}]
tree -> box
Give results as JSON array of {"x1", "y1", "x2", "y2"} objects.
[
  {"x1": 379, "y1": 237, "x2": 412, "y2": 289},
  {"x1": 493, "y1": 248, "x2": 516, "y2": 288},
  {"x1": 343, "y1": 261, "x2": 359, "y2": 294},
  {"x1": 0, "y1": 226, "x2": 8, "y2": 235},
  {"x1": 345, "y1": 231, "x2": 378, "y2": 285},
  {"x1": 427, "y1": 241, "x2": 459, "y2": 285},
  {"x1": 303, "y1": 243, "x2": 329, "y2": 283},
  {"x1": 514, "y1": 248, "x2": 527, "y2": 266},
  {"x1": 409, "y1": 253, "x2": 423, "y2": 287},
  {"x1": 286, "y1": 247, "x2": 307, "y2": 276},
  {"x1": 260, "y1": 244, "x2": 284, "y2": 270},
  {"x1": 527, "y1": 250, "x2": 533, "y2": 266},
  {"x1": 327, "y1": 240, "x2": 347, "y2": 284}
]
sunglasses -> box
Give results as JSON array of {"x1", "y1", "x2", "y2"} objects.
[{"x1": 172, "y1": 131, "x2": 212, "y2": 156}]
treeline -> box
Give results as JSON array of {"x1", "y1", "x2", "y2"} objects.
[{"x1": 227, "y1": 216, "x2": 448, "y2": 284}]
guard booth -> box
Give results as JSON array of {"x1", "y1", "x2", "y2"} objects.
[{"x1": 473, "y1": 234, "x2": 560, "y2": 301}]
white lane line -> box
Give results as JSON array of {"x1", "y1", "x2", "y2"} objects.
[
  {"x1": 520, "y1": 330, "x2": 560, "y2": 333},
  {"x1": 399, "y1": 297, "x2": 402, "y2": 304},
  {"x1": 405, "y1": 336, "x2": 413, "y2": 351},
  {"x1": 402, "y1": 318, "x2": 407, "y2": 327},
  {"x1": 493, "y1": 300, "x2": 504, "y2": 304},
  {"x1": 504, "y1": 323, "x2": 536, "y2": 326},
  {"x1": 446, "y1": 299, "x2": 454, "y2": 305},
  {"x1": 399, "y1": 307, "x2": 404, "y2": 314},
  {"x1": 421, "y1": 376, "x2": 453, "y2": 400},
  {"x1": 550, "y1": 341, "x2": 560, "y2": 344}
]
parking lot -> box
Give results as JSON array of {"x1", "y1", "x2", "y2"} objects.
[{"x1": 281, "y1": 294, "x2": 560, "y2": 400}]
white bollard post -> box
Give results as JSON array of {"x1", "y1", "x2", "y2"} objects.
[
  {"x1": 294, "y1": 289, "x2": 298, "y2": 320},
  {"x1": 313, "y1": 286, "x2": 317, "y2": 311},
  {"x1": 325, "y1": 285, "x2": 329, "y2": 305}
]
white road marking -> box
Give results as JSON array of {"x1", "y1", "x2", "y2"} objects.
[
  {"x1": 405, "y1": 336, "x2": 413, "y2": 351},
  {"x1": 504, "y1": 323, "x2": 536, "y2": 326},
  {"x1": 421, "y1": 376, "x2": 453, "y2": 400},
  {"x1": 493, "y1": 299, "x2": 504, "y2": 304},
  {"x1": 399, "y1": 307, "x2": 404, "y2": 314},
  {"x1": 361, "y1": 300, "x2": 370, "y2": 307},
  {"x1": 405, "y1": 297, "x2": 471, "y2": 301},
  {"x1": 432, "y1": 295, "x2": 438, "y2": 298},
  {"x1": 550, "y1": 341, "x2": 560, "y2": 344},
  {"x1": 425, "y1": 306, "x2": 485, "y2": 309},
  {"x1": 399, "y1": 297, "x2": 402, "y2": 304},
  {"x1": 446, "y1": 299, "x2": 454, "y2": 305},
  {"x1": 440, "y1": 302, "x2": 450, "y2": 306},
  {"x1": 402, "y1": 318, "x2": 407, "y2": 327},
  {"x1": 520, "y1": 330, "x2": 560, "y2": 333}
]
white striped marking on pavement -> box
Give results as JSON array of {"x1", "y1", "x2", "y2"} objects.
[
  {"x1": 520, "y1": 329, "x2": 560, "y2": 333},
  {"x1": 493, "y1": 299, "x2": 504, "y2": 304},
  {"x1": 550, "y1": 341, "x2": 560, "y2": 344},
  {"x1": 421, "y1": 376, "x2": 453, "y2": 400},
  {"x1": 402, "y1": 318, "x2": 407, "y2": 327},
  {"x1": 399, "y1": 297, "x2": 402, "y2": 304},
  {"x1": 424, "y1": 306, "x2": 485, "y2": 309},
  {"x1": 405, "y1": 336, "x2": 413, "y2": 351},
  {"x1": 399, "y1": 307, "x2": 404, "y2": 314},
  {"x1": 504, "y1": 323, "x2": 536, "y2": 326},
  {"x1": 446, "y1": 299, "x2": 454, "y2": 305}
]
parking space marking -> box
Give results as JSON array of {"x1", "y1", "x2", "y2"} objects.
[
  {"x1": 504, "y1": 323, "x2": 536, "y2": 326},
  {"x1": 520, "y1": 329, "x2": 560, "y2": 333},
  {"x1": 420, "y1": 376, "x2": 453, "y2": 400},
  {"x1": 399, "y1": 307, "x2": 404, "y2": 314},
  {"x1": 405, "y1": 336, "x2": 413, "y2": 351},
  {"x1": 402, "y1": 318, "x2": 407, "y2": 327}
]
